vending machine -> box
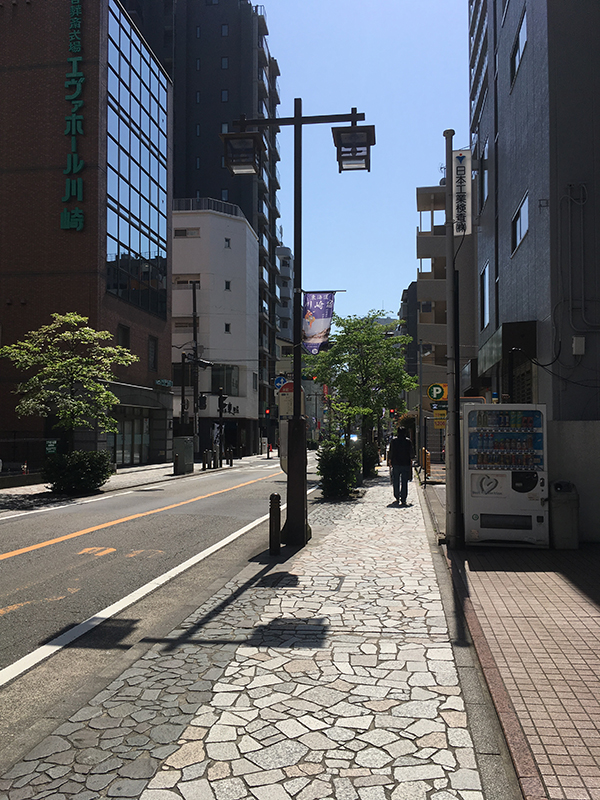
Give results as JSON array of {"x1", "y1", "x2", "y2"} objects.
[{"x1": 463, "y1": 403, "x2": 549, "y2": 547}]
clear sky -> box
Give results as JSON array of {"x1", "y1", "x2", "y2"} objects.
[{"x1": 265, "y1": 0, "x2": 470, "y2": 321}]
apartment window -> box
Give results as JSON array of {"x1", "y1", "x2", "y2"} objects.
[
  {"x1": 510, "y1": 10, "x2": 527, "y2": 83},
  {"x1": 224, "y1": 237, "x2": 231, "y2": 248},
  {"x1": 148, "y1": 336, "x2": 158, "y2": 371},
  {"x1": 253, "y1": 372, "x2": 258, "y2": 391},
  {"x1": 196, "y1": 26, "x2": 200, "y2": 38},
  {"x1": 221, "y1": 57, "x2": 229, "y2": 69},
  {"x1": 221, "y1": 190, "x2": 229, "y2": 201},
  {"x1": 212, "y1": 364, "x2": 239, "y2": 395},
  {"x1": 225, "y1": 280, "x2": 231, "y2": 290},
  {"x1": 221, "y1": 89, "x2": 229, "y2": 102},
  {"x1": 511, "y1": 194, "x2": 529, "y2": 252},
  {"x1": 221, "y1": 24, "x2": 228, "y2": 36},
  {"x1": 480, "y1": 262, "x2": 490, "y2": 330},
  {"x1": 117, "y1": 324, "x2": 130, "y2": 349},
  {"x1": 196, "y1": 124, "x2": 200, "y2": 136},
  {"x1": 195, "y1": 157, "x2": 200, "y2": 169},
  {"x1": 196, "y1": 91, "x2": 200, "y2": 103},
  {"x1": 196, "y1": 58, "x2": 200, "y2": 71},
  {"x1": 221, "y1": 123, "x2": 229, "y2": 133},
  {"x1": 224, "y1": 323, "x2": 231, "y2": 333}
]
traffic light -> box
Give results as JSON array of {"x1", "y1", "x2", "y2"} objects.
[
  {"x1": 218, "y1": 393, "x2": 228, "y2": 414},
  {"x1": 265, "y1": 407, "x2": 270, "y2": 416}
]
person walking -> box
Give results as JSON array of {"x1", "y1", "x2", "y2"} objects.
[{"x1": 387, "y1": 427, "x2": 414, "y2": 505}]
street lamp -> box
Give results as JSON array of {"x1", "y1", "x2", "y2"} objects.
[{"x1": 221, "y1": 100, "x2": 375, "y2": 547}]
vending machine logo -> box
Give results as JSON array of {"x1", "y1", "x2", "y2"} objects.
[{"x1": 471, "y1": 473, "x2": 507, "y2": 496}]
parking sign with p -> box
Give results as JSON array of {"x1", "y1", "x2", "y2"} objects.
[{"x1": 427, "y1": 383, "x2": 448, "y2": 401}]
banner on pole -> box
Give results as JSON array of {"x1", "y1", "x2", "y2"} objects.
[
  {"x1": 302, "y1": 292, "x2": 335, "y2": 354},
  {"x1": 452, "y1": 149, "x2": 472, "y2": 236}
]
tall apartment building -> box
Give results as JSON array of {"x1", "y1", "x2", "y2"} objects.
[
  {"x1": 400, "y1": 182, "x2": 478, "y2": 460},
  {"x1": 0, "y1": 0, "x2": 173, "y2": 469},
  {"x1": 469, "y1": 0, "x2": 600, "y2": 536},
  {"x1": 124, "y1": 0, "x2": 283, "y2": 442}
]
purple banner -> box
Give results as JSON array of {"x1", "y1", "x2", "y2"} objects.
[{"x1": 302, "y1": 292, "x2": 335, "y2": 354}]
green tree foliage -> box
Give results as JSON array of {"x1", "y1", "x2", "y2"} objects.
[
  {"x1": 307, "y1": 311, "x2": 417, "y2": 470},
  {"x1": 0, "y1": 312, "x2": 138, "y2": 443}
]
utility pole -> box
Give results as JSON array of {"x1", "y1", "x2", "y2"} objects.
[
  {"x1": 444, "y1": 129, "x2": 464, "y2": 549},
  {"x1": 191, "y1": 280, "x2": 200, "y2": 456}
]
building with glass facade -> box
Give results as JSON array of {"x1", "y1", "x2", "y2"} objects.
[{"x1": 0, "y1": 0, "x2": 173, "y2": 469}]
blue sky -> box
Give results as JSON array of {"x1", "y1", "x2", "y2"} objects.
[{"x1": 265, "y1": 0, "x2": 470, "y2": 320}]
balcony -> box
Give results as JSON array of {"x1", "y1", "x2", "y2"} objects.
[
  {"x1": 416, "y1": 228, "x2": 446, "y2": 259},
  {"x1": 255, "y1": 5, "x2": 268, "y2": 36},
  {"x1": 416, "y1": 277, "x2": 446, "y2": 302}
]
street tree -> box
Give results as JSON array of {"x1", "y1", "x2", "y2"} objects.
[
  {"x1": 306, "y1": 311, "x2": 417, "y2": 472},
  {"x1": 0, "y1": 312, "x2": 138, "y2": 452}
]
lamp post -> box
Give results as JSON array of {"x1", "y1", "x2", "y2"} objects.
[{"x1": 222, "y1": 100, "x2": 375, "y2": 546}]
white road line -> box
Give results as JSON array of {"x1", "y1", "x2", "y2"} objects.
[{"x1": 0, "y1": 487, "x2": 317, "y2": 688}]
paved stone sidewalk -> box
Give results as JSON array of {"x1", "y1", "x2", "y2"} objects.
[{"x1": 0, "y1": 477, "x2": 487, "y2": 800}]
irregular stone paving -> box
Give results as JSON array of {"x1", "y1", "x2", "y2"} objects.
[{"x1": 0, "y1": 476, "x2": 485, "y2": 800}]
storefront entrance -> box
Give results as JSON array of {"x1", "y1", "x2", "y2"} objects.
[{"x1": 108, "y1": 408, "x2": 151, "y2": 466}]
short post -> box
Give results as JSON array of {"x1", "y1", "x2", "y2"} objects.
[
  {"x1": 269, "y1": 493, "x2": 281, "y2": 555},
  {"x1": 202, "y1": 450, "x2": 208, "y2": 471}
]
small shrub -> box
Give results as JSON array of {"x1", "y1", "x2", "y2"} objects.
[
  {"x1": 43, "y1": 450, "x2": 113, "y2": 495},
  {"x1": 316, "y1": 438, "x2": 361, "y2": 498},
  {"x1": 362, "y1": 442, "x2": 380, "y2": 477}
]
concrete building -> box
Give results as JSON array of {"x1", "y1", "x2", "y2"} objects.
[
  {"x1": 172, "y1": 199, "x2": 259, "y2": 456},
  {"x1": 123, "y1": 0, "x2": 284, "y2": 442},
  {"x1": 400, "y1": 182, "x2": 478, "y2": 461},
  {"x1": 0, "y1": 0, "x2": 173, "y2": 469},
  {"x1": 468, "y1": 0, "x2": 600, "y2": 538}
]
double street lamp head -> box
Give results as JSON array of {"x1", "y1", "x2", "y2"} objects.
[{"x1": 221, "y1": 119, "x2": 375, "y2": 175}]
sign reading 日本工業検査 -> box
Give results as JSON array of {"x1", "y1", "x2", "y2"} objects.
[{"x1": 453, "y1": 149, "x2": 472, "y2": 236}]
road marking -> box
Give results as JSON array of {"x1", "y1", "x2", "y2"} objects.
[
  {"x1": 124, "y1": 549, "x2": 164, "y2": 558},
  {"x1": 0, "y1": 486, "x2": 317, "y2": 687},
  {"x1": 78, "y1": 547, "x2": 117, "y2": 557},
  {"x1": 0, "y1": 471, "x2": 283, "y2": 563}
]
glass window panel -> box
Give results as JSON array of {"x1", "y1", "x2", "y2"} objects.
[
  {"x1": 119, "y1": 216, "x2": 130, "y2": 248},
  {"x1": 120, "y1": 24, "x2": 131, "y2": 62},
  {"x1": 107, "y1": 104, "x2": 119, "y2": 137},
  {"x1": 119, "y1": 148, "x2": 129, "y2": 180},
  {"x1": 140, "y1": 168, "x2": 149, "y2": 198},
  {"x1": 130, "y1": 189, "x2": 140, "y2": 220},
  {"x1": 141, "y1": 57, "x2": 150, "y2": 87},
  {"x1": 108, "y1": 66, "x2": 119, "y2": 101},
  {"x1": 128, "y1": 226, "x2": 140, "y2": 255},
  {"x1": 141, "y1": 84, "x2": 150, "y2": 113},
  {"x1": 108, "y1": 9, "x2": 119, "y2": 44},
  {"x1": 141, "y1": 110, "x2": 149, "y2": 138},
  {"x1": 107, "y1": 166, "x2": 119, "y2": 200},
  {"x1": 150, "y1": 154, "x2": 158, "y2": 182},
  {"x1": 119, "y1": 117, "x2": 129, "y2": 149},
  {"x1": 141, "y1": 198, "x2": 150, "y2": 226},
  {"x1": 130, "y1": 97, "x2": 140, "y2": 129},
  {"x1": 158, "y1": 163, "x2": 167, "y2": 190},
  {"x1": 108, "y1": 38, "x2": 119, "y2": 70},
  {"x1": 159, "y1": 131, "x2": 167, "y2": 156},
  {"x1": 107, "y1": 207, "x2": 118, "y2": 238},
  {"x1": 130, "y1": 162, "x2": 140, "y2": 190},
  {"x1": 130, "y1": 71, "x2": 140, "y2": 102},
  {"x1": 150, "y1": 206, "x2": 159, "y2": 234},
  {"x1": 150, "y1": 69, "x2": 158, "y2": 98},
  {"x1": 119, "y1": 80, "x2": 130, "y2": 115},
  {"x1": 159, "y1": 212, "x2": 167, "y2": 241},
  {"x1": 107, "y1": 135, "x2": 119, "y2": 168},
  {"x1": 119, "y1": 177, "x2": 130, "y2": 209},
  {"x1": 140, "y1": 233, "x2": 150, "y2": 257},
  {"x1": 120, "y1": 54, "x2": 130, "y2": 86},
  {"x1": 159, "y1": 107, "x2": 167, "y2": 134},
  {"x1": 129, "y1": 129, "x2": 140, "y2": 164},
  {"x1": 130, "y1": 44, "x2": 141, "y2": 76}
]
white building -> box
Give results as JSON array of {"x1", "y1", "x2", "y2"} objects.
[{"x1": 172, "y1": 199, "x2": 260, "y2": 455}]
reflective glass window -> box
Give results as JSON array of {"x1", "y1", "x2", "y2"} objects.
[
  {"x1": 141, "y1": 198, "x2": 150, "y2": 225},
  {"x1": 120, "y1": 24, "x2": 131, "y2": 62},
  {"x1": 159, "y1": 131, "x2": 167, "y2": 155},
  {"x1": 107, "y1": 135, "x2": 119, "y2": 169},
  {"x1": 107, "y1": 105, "x2": 119, "y2": 137},
  {"x1": 108, "y1": 66, "x2": 119, "y2": 101},
  {"x1": 119, "y1": 177, "x2": 130, "y2": 210},
  {"x1": 108, "y1": 10, "x2": 119, "y2": 44},
  {"x1": 150, "y1": 154, "x2": 158, "y2": 182},
  {"x1": 119, "y1": 216, "x2": 130, "y2": 247},
  {"x1": 119, "y1": 117, "x2": 129, "y2": 149},
  {"x1": 159, "y1": 213, "x2": 167, "y2": 240},
  {"x1": 130, "y1": 190, "x2": 140, "y2": 219},
  {"x1": 130, "y1": 44, "x2": 141, "y2": 76},
  {"x1": 141, "y1": 57, "x2": 150, "y2": 87},
  {"x1": 140, "y1": 168, "x2": 150, "y2": 199},
  {"x1": 130, "y1": 96, "x2": 141, "y2": 129},
  {"x1": 119, "y1": 81, "x2": 130, "y2": 115},
  {"x1": 141, "y1": 110, "x2": 149, "y2": 138},
  {"x1": 159, "y1": 163, "x2": 167, "y2": 190},
  {"x1": 108, "y1": 39, "x2": 119, "y2": 70},
  {"x1": 119, "y1": 149, "x2": 129, "y2": 180},
  {"x1": 107, "y1": 166, "x2": 119, "y2": 200},
  {"x1": 130, "y1": 162, "x2": 140, "y2": 190},
  {"x1": 129, "y1": 127, "x2": 140, "y2": 164},
  {"x1": 107, "y1": 207, "x2": 118, "y2": 238}
]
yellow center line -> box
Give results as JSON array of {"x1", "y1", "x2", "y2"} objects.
[{"x1": 0, "y1": 471, "x2": 283, "y2": 562}]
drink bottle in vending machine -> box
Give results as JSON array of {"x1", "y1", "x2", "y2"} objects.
[{"x1": 462, "y1": 403, "x2": 549, "y2": 546}]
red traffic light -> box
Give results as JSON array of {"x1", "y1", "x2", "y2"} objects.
[{"x1": 265, "y1": 408, "x2": 270, "y2": 415}]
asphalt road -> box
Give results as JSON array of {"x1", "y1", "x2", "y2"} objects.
[{"x1": 0, "y1": 458, "x2": 289, "y2": 673}]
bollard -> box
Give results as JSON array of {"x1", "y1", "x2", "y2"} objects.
[
  {"x1": 269, "y1": 493, "x2": 281, "y2": 555},
  {"x1": 202, "y1": 450, "x2": 207, "y2": 471}
]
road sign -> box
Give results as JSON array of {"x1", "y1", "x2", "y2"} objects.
[
  {"x1": 427, "y1": 383, "x2": 448, "y2": 401},
  {"x1": 274, "y1": 375, "x2": 287, "y2": 391}
]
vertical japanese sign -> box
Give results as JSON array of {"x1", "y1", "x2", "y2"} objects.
[
  {"x1": 452, "y1": 150, "x2": 471, "y2": 236},
  {"x1": 60, "y1": 0, "x2": 85, "y2": 232},
  {"x1": 302, "y1": 292, "x2": 335, "y2": 355}
]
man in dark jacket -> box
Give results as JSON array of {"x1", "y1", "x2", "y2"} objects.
[{"x1": 387, "y1": 428, "x2": 414, "y2": 506}]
